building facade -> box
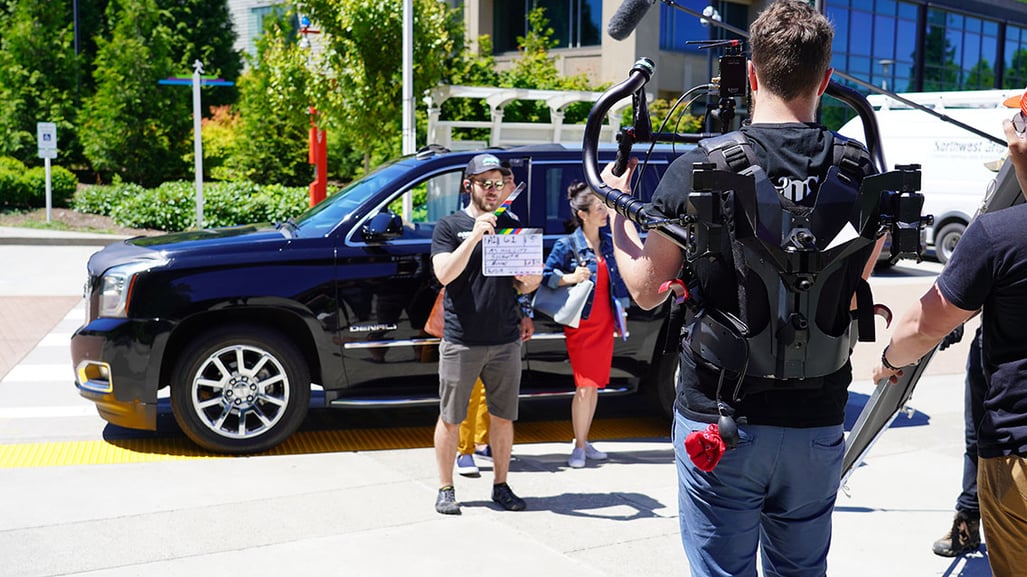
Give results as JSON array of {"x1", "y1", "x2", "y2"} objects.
[
  {"x1": 227, "y1": 1, "x2": 1027, "y2": 103},
  {"x1": 464, "y1": 0, "x2": 1027, "y2": 101}
]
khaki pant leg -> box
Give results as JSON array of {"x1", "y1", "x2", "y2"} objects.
[{"x1": 977, "y1": 455, "x2": 1027, "y2": 577}]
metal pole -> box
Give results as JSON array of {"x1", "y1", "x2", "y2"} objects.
[
  {"x1": 401, "y1": 0, "x2": 415, "y2": 220},
  {"x1": 192, "y1": 60, "x2": 204, "y2": 229},
  {"x1": 44, "y1": 158, "x2": 52, "y2": 223}
]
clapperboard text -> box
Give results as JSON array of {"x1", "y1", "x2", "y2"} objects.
[{"x1": 481, "y1": 228, "x2": 543, "y2": 276}]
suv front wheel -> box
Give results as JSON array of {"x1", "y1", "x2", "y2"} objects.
[{"x1": 171, "y1": 325, "x2": 311, "y2": 454}]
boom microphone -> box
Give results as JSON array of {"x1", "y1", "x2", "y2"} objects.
[{"x1": 608, "y1": 0, "x2": 657, "y2": 41}]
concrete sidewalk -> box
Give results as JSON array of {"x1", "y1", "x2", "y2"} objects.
[{"x1": 0, "y1": 225, "x2": 993, "y2": 576}]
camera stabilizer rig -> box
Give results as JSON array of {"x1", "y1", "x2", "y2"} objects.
[
  {"x1": 581, "y1": 56, "x2": 934, "y2": 470},
  {"x1": 584, "y1": 57, "x2": 933, "y2": 266},
  {"x1": 687, "y1": 39, "x2": 747, "y2": 134}
]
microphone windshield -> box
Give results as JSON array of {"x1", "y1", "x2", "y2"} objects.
[{"x1": 608, "y1": 0, "x2": 657, "y2": 41}]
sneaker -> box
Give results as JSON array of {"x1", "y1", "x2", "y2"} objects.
[
  {"x1": 474, "y1": 445, "x2": 493, "y2": 461},
  {"x1": 932, "y1": 511, "x2": 981, "y2": 557},
  {"x1": 568, "y1": 447, "x2": 586, "y2": 468},
  {"x1": 584, "y1": 442, "x2": 608, "y2": 460},
  {"x1": 455, "y1": 453, "x2": 479, "y2": 477},
  {"x1": 435, "y1": 485, "x2": 461, "y2": 515},
  {"x1": 491, "y1": 482, "x2": 526, "y2": 511}
]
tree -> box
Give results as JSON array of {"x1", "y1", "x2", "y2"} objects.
[
  {"x1": 301, "y1": 0, "x2": 457, "y2": 172},
  {"x1": 498, "y1": 6, "x2": 595, "y2": 125},
  {"x1": 0, "y1": 0, "x2": 81, "y2": 164},
  {"x1": 160, "y1": 0, "x2": 243, "y2": 110},
  {"x1": 222, "y1": 12, "x2": 312, "y2": 186},
  {"x1": 79, "y1": 0, "x2": 191, "y2": 186}
]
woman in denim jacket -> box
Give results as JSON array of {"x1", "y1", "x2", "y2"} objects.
[{"x1": 541, "y1": 181, "x2": 631, "y2": 468}]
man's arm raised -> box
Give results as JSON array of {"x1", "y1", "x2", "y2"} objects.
[{"x1": 600, "y1": 159, "x2": 685, "y2": 310}]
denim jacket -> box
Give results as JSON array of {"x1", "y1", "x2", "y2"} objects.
[{"x1": 541, "y1": 226, "x2": 630, "y2": 321}]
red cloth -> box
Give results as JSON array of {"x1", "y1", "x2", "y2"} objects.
[
  {"x1": 684, "y1": 423, "x2": 726, "y2": 472},
  {"x1": 564, "y1": 256, "x2": 614, "y2": 388}
]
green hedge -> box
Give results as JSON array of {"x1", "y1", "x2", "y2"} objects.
[
  {"x1": 78, "y1": 180, "x2": 312, "y2": 232},
  {"x1": 0, "y1": 156, "x2": 77, "y2": 208}
]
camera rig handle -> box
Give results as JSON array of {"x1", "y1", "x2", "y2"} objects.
[
  {"x1": 582, "y1": 58, "x2": 693, "y2": 248},
  {"x1": 582, "y1": 58, "x2": 892, "y2": 249}
]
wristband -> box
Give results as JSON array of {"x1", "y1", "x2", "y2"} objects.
[{"x1": 881, "y1": 346, "x2": 904, "y2": 371}]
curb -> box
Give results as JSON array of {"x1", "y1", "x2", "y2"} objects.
[
  {"x1": 0, "y1": 236, "x2": 127, "y2": 247},
  {"x1": 0, "y1": 226, "x2": 131, "y2": 247}
]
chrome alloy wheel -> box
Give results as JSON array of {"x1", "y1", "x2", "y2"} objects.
[{"x1": 189, "y1": 343, "x2": 291, "y2": 439}]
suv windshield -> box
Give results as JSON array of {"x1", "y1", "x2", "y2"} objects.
[{"x1": 292, "y1": 159, "x2": 413, "y2": 238}]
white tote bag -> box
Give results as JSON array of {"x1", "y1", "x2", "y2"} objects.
[{"x1": 531, "y1": 279, "x2": 594, "y2": 328}]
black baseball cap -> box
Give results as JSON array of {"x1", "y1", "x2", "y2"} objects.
[{"x1": 465, "y1": 154, "x2": 508, "y2": 178}]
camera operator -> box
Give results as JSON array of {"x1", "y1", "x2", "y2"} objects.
[
  {"x1": 601, "y1": 1, "x2": 882, "y2": 575},
  {"x1": 870, "y1": 111, "x2": 1027, "y2": 577}
]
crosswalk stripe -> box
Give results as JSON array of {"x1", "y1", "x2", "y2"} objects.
[
  {"x1": 1, "y1": 364, "x2": 72, "y2": 383},
  {"x1": 0, "y1": 406, "x2": 96, "y2": 418}
]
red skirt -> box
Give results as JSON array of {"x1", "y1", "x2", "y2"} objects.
[{"x1": 564, "y1": 255, "x2": 614, "y2": 388}]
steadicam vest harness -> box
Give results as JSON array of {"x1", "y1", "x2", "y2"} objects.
[{"x1": 686, "y1": 132, "x2": 880, "y2": 390}]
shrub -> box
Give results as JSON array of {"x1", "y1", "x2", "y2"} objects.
[
  {"x1": 0, "y1": 156, "x2": 78, "y2": 207},
  {"x1": 73, "y1": 179, "x2": 147, "y2": 216},
  {"x1": 0, "y1": 157, "x2": 32, "y2": 206},
  {"x1": 107, "y1": 180, "x2": 310, "y2": 232},
  {"x1": 24, "y1": 165, "x2": 77, "y2": 207},
  {"x1": 110, "y1": 181, "x2": 195, "y2": 231}
]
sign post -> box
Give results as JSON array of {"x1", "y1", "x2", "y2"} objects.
[
  {"x1": 36, "y1": 122, "x2": 58, "y2": 223},
  {"x1": 159, "y1": 62, "x2": 234, "y2": 229}
]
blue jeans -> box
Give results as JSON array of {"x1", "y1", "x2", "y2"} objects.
[
  {"x1": 673, "y1": 413, "x2": 844, "y2": 577},
  {"x1": 956, "y1": 327, "x2": 985, "y2": 515}
]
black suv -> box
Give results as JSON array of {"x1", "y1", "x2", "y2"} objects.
[{"x1": 71, "y1": 144, "x2": 685, "y2": 453}]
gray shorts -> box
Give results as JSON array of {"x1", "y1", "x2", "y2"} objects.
[{"x1": 438, "y1": 339, "x2": 522, "y2": 423}]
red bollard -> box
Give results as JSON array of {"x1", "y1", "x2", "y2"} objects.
[{"x1": 308, "y1": 107, "x2": 327, "y2": 207}]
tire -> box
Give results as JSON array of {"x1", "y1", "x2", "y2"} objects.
[
  {"x1": 934, "y1": 222, "x2": 965, "y2": 265},
  {"x1": 171, "y1": 325, "x2": 311, "y2": 454}
]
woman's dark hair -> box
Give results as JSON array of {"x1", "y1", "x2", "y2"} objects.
[{"x1": 567, "y1": 181, "x2": 593, "y2": 229}]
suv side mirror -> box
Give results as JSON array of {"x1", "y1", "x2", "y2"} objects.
[{"x1": 362, "y1": 211, "x2": 404, "y2": 241}]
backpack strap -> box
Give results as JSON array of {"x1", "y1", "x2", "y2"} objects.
[
  {"x1": 832, "y1": 133, "x2": 870, "y2": 183},
  {"x1": 699, "y1": 132, "x2": 757, "y2": 173}
]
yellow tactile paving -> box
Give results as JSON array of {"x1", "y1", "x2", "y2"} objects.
[{"x1": 0, "y1": 416, "x2": 670, "y2": 469}]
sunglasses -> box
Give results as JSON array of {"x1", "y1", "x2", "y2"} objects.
[{"x1": 472, "y1": 179, "x2": 506, "y2": 190}]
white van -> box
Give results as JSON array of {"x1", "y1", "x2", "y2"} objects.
[{"x1": 838, "y1": 90, "x2": 1018, "y2": 263}]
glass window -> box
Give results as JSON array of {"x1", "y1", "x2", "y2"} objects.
[
  {"x1": 493, "y1": 1, "x2": 528, "y2": 53},
  {"x1": 1004, "y1": 26, "x2": 1027, "y2": 89},
  {"x1": 850, "y1": 11, "x2": 872, "y2": 56},
  {"x1": 659, "y1": 3, "x2": 706, "y2": 51},
  {"x1": 539, "y1": 0, "x2": 571, "y2": 48},
  {"x1": 897, "y1": 1, "x2": 917, "y2": 21},
  {"x1": 494, "y1": 0, "x2": 601, "y2": 52},
  {"x1": 896, "y1": 18, "x2": 917, "y2": 62},
  {"x1": 579, "y1": 0, "x2": 602, "y2": 47},
  {"x1": 873, "y1": 14, "x2": 895, "y2": 60},
  {"x1": 659, "y1": 0, "x2": 745, "y2": 53},
  {"x1": 828, "y1": 6, "x2": 849, "y2": 49}
]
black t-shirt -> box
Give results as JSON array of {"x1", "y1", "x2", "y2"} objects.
[
  {"x1": 937, "y1": 203, "x2": 1027, "y2": 458},
  {"x1": 430, "y1": 210, "x2": 522, "y2": 346},
  {"x1": 652, "y1": 123, "x2": 876, "y2": 427}
]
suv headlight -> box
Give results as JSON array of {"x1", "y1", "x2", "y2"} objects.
[{"x1": 98, "y1": 260, "x2": 161, "y2": 318}]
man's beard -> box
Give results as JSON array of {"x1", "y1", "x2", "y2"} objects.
[{"x1": 471, "y1": 190, "x2": 498, "y2": 213}]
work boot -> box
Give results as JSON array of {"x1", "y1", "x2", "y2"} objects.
[{"x1": 932, "y1": 511, "x2": 981, "y2": 557}]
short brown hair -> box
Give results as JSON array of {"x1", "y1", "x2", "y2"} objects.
[{"x1": 749, "y1": 0, "x2": 834, "y2": 101}]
